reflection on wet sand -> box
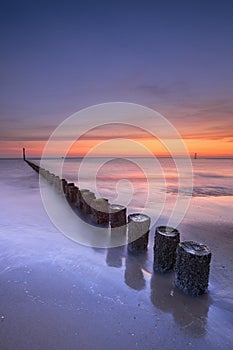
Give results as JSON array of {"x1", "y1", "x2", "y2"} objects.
[
  {"x1": 150, "y1": 272, "x2": 212, "y2": 336},
  {"x1": 124, "y1": 254, "x2": 148, "y2": 291},
  {"x1": 105, "y1": 231, "x2": 149, "y2": 290},
  {"x1": 106, "y1": 246, "x2": 126, "y2": 268},
  {"x1": 106, "y1": 228, "x2": 127, "y2": 267},
  {"x1": 105, "y1": 240, "x2": 212, "y2": 337}
]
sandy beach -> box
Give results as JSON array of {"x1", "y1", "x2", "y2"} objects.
[
  {"x1": 1, "y1": 0, "x2": 233, "y2": 348},
  {"x1": 0, "y1": 159, "x2": 232, "y2": 350}
]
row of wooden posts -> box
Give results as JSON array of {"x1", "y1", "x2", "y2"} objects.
[{"x1": 25, "y1": 159, "x2": 211, "y2": 296}]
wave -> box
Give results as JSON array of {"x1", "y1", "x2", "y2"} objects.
[
  {"x1": 196, "y1": 172, "x2": 233, "y2": 179},
  {"x1": 166, "y1": 186, "x2": 233, "y2": 197}
]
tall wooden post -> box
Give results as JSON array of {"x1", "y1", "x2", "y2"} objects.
[
  {"x1": 23, "y1": 148, "x2": 26, "y2": 160},
  {"x1": 153, "y1": 226, "x2": 180, "y2": 272},
  {"x1": 175, "y1": 241, "x2": 211, "y2": 296},
  {"x1": 127, "y1": 213, "x2": 151, "y2": 253}
]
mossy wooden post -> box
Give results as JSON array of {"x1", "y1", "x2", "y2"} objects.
[
  {"x1": 109, "y1": 204, "x2": 127, "y2": 228},
  {"x1": 69, "y1": 186, "x2": 79, "y2": 203},
  {"x1": 77, "y1": 189, "x2": 91, "y2": 210},
  {"x1": 53, "y1": 176, "x2": 60, "y2": 191},
  {"x1": 82, "y1": 191, "x2": 96, "y2": 215},
  {"x1": 48, "y1": 173, "x2": 55, "y2": 185},
  {"x1": 65, "y1": 183, "x2": 75, "y2": 201},
  {"x1": 91, "y1": 198, "x2": 109, "y2": 225},
  {"x1": 61, "y1": 179, "x2": 68, "y2": 195},
  {"x1": 153, "y1": 226, "x2": 180, "y2": 272},
  {"x1": 175, "y1": 241, "x2": 211, "y2": 296},
  {"x1": 127, "y1": 214, "x2": 151, "y2": 253},
  {"x1": 39, "y1": 168, "x2": 46, "y2": 179}
]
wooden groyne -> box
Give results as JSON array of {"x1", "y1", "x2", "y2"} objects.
[
  {"x1": 25, "y1": 159, "x2": 121, "y2": 229},
  {"x1": 24, "y1": 150, "x2": 211, "y2": 296}
]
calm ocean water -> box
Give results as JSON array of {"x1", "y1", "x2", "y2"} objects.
[
  {"x1": 37, "y1": 157, "x2": 233, "y2": 224},
  {"x1": 38, "y1": 157, "x2": 233, "y2": 194}
]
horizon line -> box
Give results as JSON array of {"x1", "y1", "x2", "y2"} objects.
[{"x1": 1, "y1": 155, "x2": 233, "y2": 160}]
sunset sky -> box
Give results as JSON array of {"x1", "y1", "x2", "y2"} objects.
[{"x1": 0, "y1": 0, "x2": 233, "y2": 158}]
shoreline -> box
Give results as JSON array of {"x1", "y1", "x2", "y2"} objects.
[{"x1": 0, "y1": 159, "x2": 232, "y2": 350}]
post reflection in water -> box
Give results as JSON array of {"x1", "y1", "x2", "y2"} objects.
[
  {"x1": 124, "y1": 253, "x2": 148, "y2": 291},
  {"x1": 105, "y1": 224, "x2": 212, "y2": 337},
  {"x1": 105, "y1": 232, "x2": 149, "y2": 291},
  {"x1": 150, "y1": 272, "x2": 212, "y2": 336},
  {"x1": 106, "y1": 245, "x2": 126, "y2": 268},
  {"x1": 106, "y1": 227, "x2": 127, "y2": 268},
  {"x1": 105, "y1": 241, "x2": 212, "y2": 336}
]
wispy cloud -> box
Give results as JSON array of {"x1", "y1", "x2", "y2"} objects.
[{"x1": 137, "y1": 84, "x2": 172, "y2": 98}]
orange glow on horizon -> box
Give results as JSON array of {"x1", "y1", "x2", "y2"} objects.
[
  {"x1": 1, "y1": 117, "x2": 232, "y2": 158},
  {"x1": 0, "y1": 135, "x2": 232, "y2": 158},
  {"x1": 66, "y1": 137, "x2": 233, "y2": 158}
]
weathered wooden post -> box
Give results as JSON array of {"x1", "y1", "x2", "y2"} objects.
[
  {"x1": 50, "y1": 173, "x2": 55, "y2": 184},
  {"x1": 153, "y1": 226, "x2": 180, "y2": 272},
  {"x1": 22, "y1": 148, "x2": 26, "y2": 160},
  {"x1": 76, "y1": 189, "x2": 91, "y2": 210},
  {"x1": 68, "y1": 185, "x2": 79, "y2": 203},
  {"x1": 48, "y1": 173, "x2": 55, "y2": 185},
  {"x1": 39, "y1": 168, "x2": 46, "y2": 178},
  {"x1": 82, "y1": 191, "x2": 96, "y2": 215},
  {"x1": 91, "y1": 198, "x2": 109, "y2": 225},
  {"x1": 127, "y1": 213, "x2": 151, "y2": 253},
  {"x1": 109, "y1": 204, "x2": 127, "y2": 237},
  {"x1": 109, "y1": 204, "x2": 127, "y2": 228},
  {"x1": 61, "y1": 179, "x2": 68, "y2": 195},
  {"x1": 44, "y1": 170, "x2": 50, "y2": 180},
  {"x1": 53, "y1": 176, "x2": 60, "y2": 191},
  {"x1": 65, "y1": 183, "x2": 75, "y2": 201},
  {"x1": 175, "y1": 241, "x2": 211, "y2": 296}
]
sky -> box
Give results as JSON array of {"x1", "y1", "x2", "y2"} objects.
[{"x1": 0, "y1": 0, "x2": 233, "y2": 158}]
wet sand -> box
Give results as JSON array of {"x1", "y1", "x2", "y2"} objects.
[{"x1": 0, "y1": 160, "x2": 232, "y2": 350}]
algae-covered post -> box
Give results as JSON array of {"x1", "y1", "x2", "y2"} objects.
[
  {"x1": 63, "y1": 183, "x2": 80, "y2": 204},
  {"x1": 175, "y1": 241, "x2": 211, "y2": 296},
  {"x1": 109, "y1": 204, "x2": 127, "y2": 236},
  {"x1": 53, "y1": 176, "x2": 61, "y2": 192},
  {"x1": 91, "y1": 198, "x2": 109, "y2": 225},
  {"x1": 153, "y1": 226, "x2": 180, "y2": 272},
  {"x1": 65, "y1": 183, "x2": 75, "y2": 201},
  {"x1": 48, "y1": 173, "x2": 56, "y2": 185},
  {"x1": 77, "y1": 189, "x2": 91, "y2": 210},
  {"x1": 68, "y1": 185, "x2": 79, "y2": 203},
  {"x1": 82, "y1": 191, "x2": 96, "y2": 215},
  {"x1": 109, "y1": 204, "x2": 127, "y2": 228},
  {"x1": 127, "y1": 213, "x2": 151, "y2": 253}
]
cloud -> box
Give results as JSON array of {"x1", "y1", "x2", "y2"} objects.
[
  {"x1": 0, "y1": 120, "x2": 57, "y2": 141},
  {"x1": 79, "y1": 124, "x2": 152, "y2": 141},
  {"x1": 138, "y1": 84, "x2": 172, "y2": 98},
  {"x1": 181, "y1": 124, "x2": 233, "y2": 141}
]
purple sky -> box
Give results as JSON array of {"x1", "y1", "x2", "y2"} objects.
[{"x1": 0, "y1": 0, "x2": 233, "y2": 157}]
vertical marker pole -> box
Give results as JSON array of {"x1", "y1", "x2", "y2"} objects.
[{"x1": 23, "y1": 148, "x2": 26, "y2": 160}]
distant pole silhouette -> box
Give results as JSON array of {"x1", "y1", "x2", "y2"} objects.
[
  {"x1": 194, "y1": 153, "x2": 197, "y2": 159},
  {"x1": 23, "y1": 148, "x2": 26, "y2": 160}
]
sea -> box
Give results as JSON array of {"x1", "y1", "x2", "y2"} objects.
[
  {"x1": 0, "y1": 157, "x2": 232, "y2": 349},
  {"x1": 1, "y1": 157, "x2": 232, "y2": 228}
]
